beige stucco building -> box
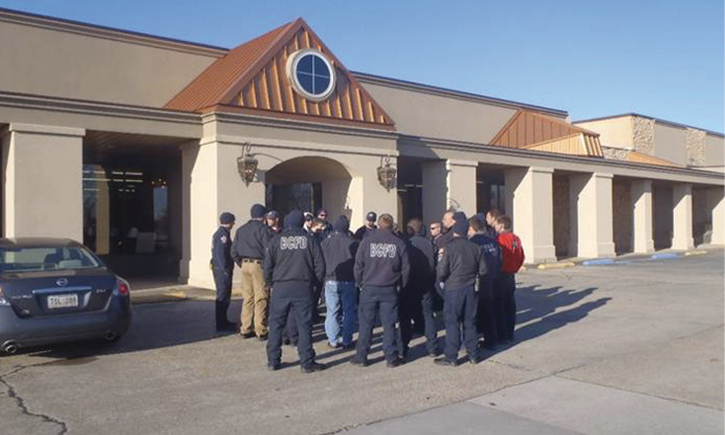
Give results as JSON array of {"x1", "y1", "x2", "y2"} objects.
[{"x1": 0, "y1": 9, "x2": 722, "y2": 288}]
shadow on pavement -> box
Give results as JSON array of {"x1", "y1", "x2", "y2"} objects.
[{"x1": 9, "y1": 282, "x2": 611, "y2": 366}]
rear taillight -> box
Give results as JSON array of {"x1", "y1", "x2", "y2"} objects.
[
  {"x1": 0, "y1": 286, "x2": 9, "y2": 306},
  {"x1": 114, "y1": 279, "x2": 130, "y2": 296}
]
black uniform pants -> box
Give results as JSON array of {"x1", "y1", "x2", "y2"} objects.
[
  {"x1": 212, "y1": 268, "x2": 233, "y2": 327},
  {"x1": 283, "y1": 310, "x2": 298, "y2": 345},
  {"x1": 266, "y1": 283, "x2": 316, "y2": 367},
  {"x1": 494, "y1": 273, "x2": 516, "y2": 342},
  {"x1": 476, "y1": 278, "x2": 497, "y2": 345},
  {"x1": 421, "y1": 285, "x2": 440, "y2": 351},
  {"x1": 357, "y1": 286, "x2": 400, "y2": 363},
  {"x1": 443, "y1": 286, "x2": 478, "y2": 361},
  {"x1": 398, "y1": 285, "x2": 420, "y2": 353}
]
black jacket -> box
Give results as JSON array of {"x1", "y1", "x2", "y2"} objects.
[
  {"x1": 264, "y1": 228, "x2": 325, "y2": 286},
  {"x1": 435, "y1": 228, "x2": 454, "y2": 251},
  {"x1": 408, "y1": 234, "x2": 436, "y2": 285},
  {"x1": 354, "y1": 225, "x2": 376, "y2": 241},
  {"x1": 321, "y1": 231, "x2": 359, "y2": 282},
  {"x1": 354, "y1": 228, "x2": 410, "y2": 288},
  {"x1": 232, "y1": 219, "x2": 273, "y2": 261},
  {"x1": 211, "y1": 226, "x2": 233, "y2": 271},
  {"x1": 437, "y1": 236, "x2": 488, "y2": 290}
]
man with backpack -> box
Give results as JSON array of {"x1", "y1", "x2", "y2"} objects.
[
  {"x1": 468, "y1": 217, "x2": 501, "y2": 350},
  {"x1": 493, "y1": 215, "x2": 525, "y2": 344}
]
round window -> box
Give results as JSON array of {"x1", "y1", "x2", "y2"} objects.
[{"x1": 286, "y1": 49, "x2": 336, "y2": 102}]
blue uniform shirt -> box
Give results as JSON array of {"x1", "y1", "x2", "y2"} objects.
[
  {"x1": 470, "y1": 232, "x2": 501, "y2": 283},
  {"x1": 211, "y1": 226, "x2": 233, "y2": 270}
]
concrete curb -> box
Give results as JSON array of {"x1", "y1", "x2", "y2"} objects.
[
  {"x1": 537, "y1": 261, "x2": 576, "y2": 270},
  {"x1": 131, "y1": 291, "x2": 188, "y2": 304},
  {"x1": 684, "y1": 250, "x2": 708, "y2": 256}
]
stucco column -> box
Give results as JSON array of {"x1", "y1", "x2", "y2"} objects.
[
  {"x1": 181, "y1": 138, "x2": 266, "y2": 289},
  {"x1": 1, "y1": 123, "x2": 84, "y2": 240},
  {"x1": 421, "y1": 159, "x2": 477, "y2": 225},
  {"x1": 708, "y1": 186, "x2": 724, "y2": 246},
  {"x1": 630, "y1": 179, "x2": 655, "y2": 253},
  {"x1": 569, "y1": 172, "x2": 615, "y2": 258},
  {"x1": 446, "y1": 159, "x2": 478, "y2": 217},
  {"x1": 671, "y1": 183, "x2": 694, "y2": 250},
  {"x1": 504, "y1": 166, "x2": 556, "y2": 263}
]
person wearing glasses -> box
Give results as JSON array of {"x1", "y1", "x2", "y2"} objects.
[
  {"x1": 429, "y1": 222, "x2": 442, "y2": 246},
  {"x1": 316, "y1": 208, "x2": 332, "y2": 239}
]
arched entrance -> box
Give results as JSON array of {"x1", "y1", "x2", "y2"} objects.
[{"x1": 264, "y1": 156, "x2": 357, "y2": 221}]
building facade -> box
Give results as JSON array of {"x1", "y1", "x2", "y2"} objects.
[{"x1": 0, "y1": 9, "x2": 722, "y2": 288}]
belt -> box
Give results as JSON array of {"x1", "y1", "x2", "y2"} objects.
[{"x1": 242, "y1": 258, "x2": 263, "y2": 264}]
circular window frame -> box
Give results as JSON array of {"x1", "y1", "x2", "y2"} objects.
[{"x1": 286, "y1": 49, "x2": 336, "y2": 103}]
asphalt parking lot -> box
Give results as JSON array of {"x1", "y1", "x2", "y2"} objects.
[{"x1": 1, "y1": 251, "x2": 723, "y2": 435}]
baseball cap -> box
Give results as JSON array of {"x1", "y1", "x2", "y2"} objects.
[{"x1": 219, "y1": 212, "x2": 236, "y2": 225}]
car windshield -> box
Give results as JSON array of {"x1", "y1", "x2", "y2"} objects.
[{"x1": 0, "y1": 246, "x2": 101, "y2": 273}]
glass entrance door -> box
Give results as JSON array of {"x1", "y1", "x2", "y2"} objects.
[{"x1": 265, "y1": 182, "x2": 322, "y2": 217}]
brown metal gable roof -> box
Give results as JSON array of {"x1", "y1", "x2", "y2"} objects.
[
  {"x1": 627, "y1": 150, "x2": 680, "y2": 167},
  {"x1": 164, "y1": 20, "x2": 296, "y2": 111},
  {"x1": 164, "y1": 19, "x2": 395, "y2": 130},
  {"x1": 490, "y1": 110, "x2": 599, "y2": 148}
]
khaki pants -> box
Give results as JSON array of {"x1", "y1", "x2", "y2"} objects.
[{"x1": 240, "y1": 261, "x2": 269, "y2": 336}]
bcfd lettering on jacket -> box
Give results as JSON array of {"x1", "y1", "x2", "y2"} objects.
[
  {"x1": 370, "y1": 243, "x2": 397, "y2": 258},
  {"x1": 280, "y1": 236, "x2": 308, "y2": 250}
]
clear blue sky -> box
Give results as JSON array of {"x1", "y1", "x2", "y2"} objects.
[{"x1": 2, "y1": 0, "x2": 723, "y2": 132}]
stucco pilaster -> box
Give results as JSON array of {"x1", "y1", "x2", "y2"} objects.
[
  {"x1": 422, "y1": 159, "x2": 477, "y2": 224},
  {"x1": 709, "y1": 186, "x2": 724, "y2": 246},
  {"x1": 570, "y1": 172, "x2": 616, "y2": 258},
  {"x1": 631, "y1": 180, "x2": 655, "y2": 253},
  {"x1": 446, "y1": 159, "x2": 478, "y2": 217},
  {"x1": 671, "y1": 183, "x2": 694, "y2": 250},
  {"x1": 1, "y1": 123, "x2": 85, "y2": 240},
  {"x1": 504, "y1": 166, "x2": 556, "y2": 263}
]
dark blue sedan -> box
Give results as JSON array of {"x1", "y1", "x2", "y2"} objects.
[{"x1": 0, "y1": 238, "x2": 131, "y2": 355}]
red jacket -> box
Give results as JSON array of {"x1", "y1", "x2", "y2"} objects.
[{"x1": 497, "y1": 231, "x2": 525, "y2": 274}]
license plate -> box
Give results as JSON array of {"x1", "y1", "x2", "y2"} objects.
[{"x1": 47, "y1": 294, "x2": 79, "y2": 309}]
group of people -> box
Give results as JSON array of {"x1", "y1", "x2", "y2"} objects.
[{"x1": 210, "y1": 204, "x2": 524, "y2": 373}]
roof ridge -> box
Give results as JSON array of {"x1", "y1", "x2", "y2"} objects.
[
  {"x1": 164, "y1": 19, "x2": 298, "y2": 111},
  {"x1": 215, "y1": 18, "x2": 303, "y2": 105},
  {"x1": 526, "y1": 110, "x2": 600, "y2": 136}
]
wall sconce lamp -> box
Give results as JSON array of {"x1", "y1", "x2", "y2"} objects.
[
  {"x1": 377, "y1": 155, "x2": 397, "y2": 192},
  {"x1": 237, "y1": 142, "x2": 258, "y2": 187}
]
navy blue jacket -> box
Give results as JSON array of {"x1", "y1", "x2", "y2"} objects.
[
  {"x1": 436, "y1": 236, "x2": 488, "y2": 290},
  {"x1": 407, "y1": 234, "x2": 436, "y2": 286},
  {"x1": 470, "y1": 232, "x2": 501, "y2": 283},
  {"x1": 264, "y1": 228, "x2": 325, "y2": 286},
  {"x1": 232, "y1": 219, "x2": 273, "y2": 261},
  {"x1": 211, "y1": 226, "x2": 233, "y2": 271},
  {"x1": 353, "y1": 225, "x2": 376, "y2": 241},
  {"x1": 321, "y1": 231, "x2": 359, "y2": 282},
  {"x1": 354, "y1": 228, "x2": 410, "y2": 288}
]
